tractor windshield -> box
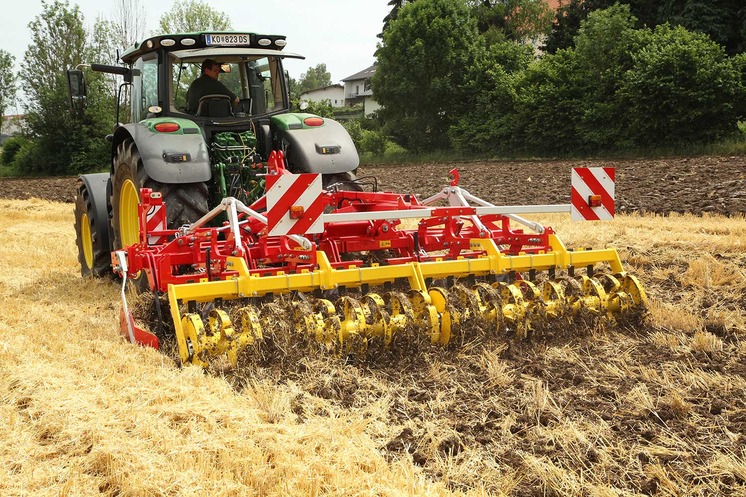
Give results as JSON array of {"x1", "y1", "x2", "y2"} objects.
[{"x1": 168, "y1": 50, "x2": 288, "y2": 117}]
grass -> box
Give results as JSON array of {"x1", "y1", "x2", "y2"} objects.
[
  {"x1": 359, "y1": 128, "x2": 746, "y2": 166},
  {"x1": 0, "y1": 163, "x2": 18, "y2": 177},
  {"x1": 0, "y1": 199, "x2": 744, "y2": 496}
]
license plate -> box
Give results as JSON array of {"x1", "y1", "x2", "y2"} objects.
[{"x1": 205, "y1": 34, "x2": 249, "y2": 46}]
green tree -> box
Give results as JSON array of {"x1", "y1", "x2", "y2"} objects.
[
  {"x1": 380, "y1": 0, "x2": 415, "y2": 38},
  {"x1": 0, "y1": 50, "x2": 17, "y2": 130},
  {"x1": 158, "y1": 0, "x2": 231, "y2": 33},
  {"x1": 545, "y1": 0, "x2": 746, "y2": 55},
  {"x1": 298, "y1": 64, "x2": 332, "y2": 94},
  {"x1": 302, "y1": 99, "x2": 334, "y2": 118},
  {"x1": 20, "y1": 0, "x2": 114, "y2": 175},
  {"x1": 450, "y1": 40, "x2": 533, "y2": 153},
  {"x1": 572, "y1": 4, "x2": 649, "y2": 148},
  {"x1": 468, "y1": 0, "x2": 554, "y2": 44},
  {"x1": 517, "y1": 4, "x2": 745, "y2": 154},
  {"x1": 514, "y1": 46, "x2": 604, "y2": 154},
  {"x1": 374, "y1": 0, "x2": 481, "y2": 151},
  {"x1": 658, "y1": 0, "x2": 745, "y2": 55}
]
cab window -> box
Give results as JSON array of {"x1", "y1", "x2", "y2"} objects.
[
  {"x1": 168, "y1": 54, "x2": 286, "y2": 116},
  {"x1": 132, "y1": 55, "x2": 159, "y2": 121}
]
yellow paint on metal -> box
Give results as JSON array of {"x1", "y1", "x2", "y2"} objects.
[
  {"x1": 81, "y1": 212, "x2": 94, "y2": 269},
  {"x1": 428, "y1": 287, "x2": 451, "y2": 345},
  {"x1": 120, "y1": 179, "x2": 140, "y2": 247},
  {"x1": 165, "y1": 236, "x2": 645, "y2": 367}
]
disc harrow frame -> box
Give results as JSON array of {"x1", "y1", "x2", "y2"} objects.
[{"x1": 115, "y1": 166, "x2": 647, "y2": 367}]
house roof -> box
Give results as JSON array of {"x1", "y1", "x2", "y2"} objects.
[
  {"x1": 342, "y1": 64, "x2": 377, "y2": 82},
  {"x1": 300, "y1": 83, "x2": 344, "y2": 96},
  {"x1": 304, "y1": 83, "x2": 343, "y2": 91}
]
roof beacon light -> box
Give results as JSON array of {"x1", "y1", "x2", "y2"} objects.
[
  {"x1": 161, "y1": 38, "x2": 176, "y2": 47},
  {"x1": 257, "y1": 38, "x2": 272, "y2": 46}
]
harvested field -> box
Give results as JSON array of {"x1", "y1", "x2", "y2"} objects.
[{"x1": 0, "y1": 158, "x2": 744, "y2": 496}]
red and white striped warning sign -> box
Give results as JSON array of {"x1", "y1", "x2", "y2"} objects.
[
  {"x1": 146, "y1": 204, "x2": 166, "y2": 245},
  {"x1": 266, "y1": 173, "x2": 325, "y2": 236},
  {"x1": 571, "y1": 167, "x2": 615, "y2": 221}
]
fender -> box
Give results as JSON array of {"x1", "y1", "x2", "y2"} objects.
[
  {"x1": 78, "y1": 172, "x2": 112, "y2": 253},
  {"x1": 112, "y1": 119, "x2": 212, "y2": 184},
  {"x1": 272, "y1": 114, "x2": 359, "y2": 174}
]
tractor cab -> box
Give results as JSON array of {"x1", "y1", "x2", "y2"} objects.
[
  {"x1": 123, "y1": 33, "x2": 304, "y2": 123},
  {"x1": 120, "y1": 33, "x2": 308, "y2": 159}
]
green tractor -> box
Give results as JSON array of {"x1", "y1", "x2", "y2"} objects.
[{"x1": 68, "y1": 31, "x2": 360, "y2": 276}]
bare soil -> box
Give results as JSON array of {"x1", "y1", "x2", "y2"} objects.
[{"x1": 2, "y1": 155, "x2": 745, "y2": 214}]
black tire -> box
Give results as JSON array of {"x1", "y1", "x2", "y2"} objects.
[
  {"x1": 73, "y1": 180, "x2": 111, "y2": 277},
  {"x1": 111, "y1": 139, "x2": 210, "y2": 252},
  {"x1": 323, "y1": 172, "x2": 364, "y2": 192}
]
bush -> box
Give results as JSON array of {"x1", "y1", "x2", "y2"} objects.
[
  {"x1": 360, "y1": 129, "x2": 388, "y2": 156},
  {"x1": 0, "y1": 136, "x2": 28, "y2": 167},
  {"x1": 341, "y1": 119, "x2": 364, "y2": 150},
  {"x1": 465, "y1": 4, "x2": 746, "y2": 155},
  {"x1": 9, "y1": 139, "x2": 42, "y2": 174},
  {"x1": 296, "y1": 99, "x2": 334, "y2": 118},
  {"x1": 450, "y1": 40, "x2": 533, "y2": 154},
  {"x1": 617, "y1": 24, "x2": 743, "y2": 145}
]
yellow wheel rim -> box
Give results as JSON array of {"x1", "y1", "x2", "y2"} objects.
[
  {"x1": 81, "y1": 212, "x2": 94, "y2": 269},
  {"x1": 119, "y1": 179, "x2": 140, "y2": 247}
]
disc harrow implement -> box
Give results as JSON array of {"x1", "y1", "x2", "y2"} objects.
[{"x1": 115, "y1": 164, "x2": 647, "y2": 367}]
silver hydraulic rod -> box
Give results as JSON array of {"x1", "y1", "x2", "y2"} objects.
[
  {"x1": 456, "y1": 191, "x2": 556, "y2": 235},
  {"x1": 425, "y1": 186, "x2": 571, "y2": 234},
  {"x1": 184, "y1": 197, "x2": 311, "y2": 251},
  {"x1": 450, "y1": 186, "x2": 489, "y2": 235}
]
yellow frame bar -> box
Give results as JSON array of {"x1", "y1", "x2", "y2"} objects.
[
  {"x1": 168, "y1": 236, "x2": 623, "y2": 305},
  {"x1": 167, "y1": 236, "x2": 624, "y2": 362}
]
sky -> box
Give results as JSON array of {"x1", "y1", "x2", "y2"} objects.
[{"x1": 0, "y1": 0, "x2": 391, "y2": 110}]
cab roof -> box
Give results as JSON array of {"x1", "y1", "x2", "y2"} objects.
[{"x1": 121, "y1": 31, "x2": 291, "y2": 64}]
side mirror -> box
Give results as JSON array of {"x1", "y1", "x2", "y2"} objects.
[{"x1": 66, "y1": 69, "x2": 87, "y2": 114}]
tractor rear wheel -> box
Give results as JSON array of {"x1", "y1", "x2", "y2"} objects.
[
  {"x1": 111, "y1": 139, "x2": 209, "y2": 282},
  {"x1": 74, "y1": 179, "x2": 111, "y2": 277},
  {"x1": 323, "y1": 172, "x2": 364, "y2": 192}
]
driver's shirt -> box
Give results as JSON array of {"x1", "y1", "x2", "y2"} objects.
[{"x1": 186, "y1": 74, "x2": 237, "y2": 114}]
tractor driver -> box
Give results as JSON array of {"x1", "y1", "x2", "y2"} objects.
[{"x1": 186, "y1": 59, "x2": 239, "y2": 114}]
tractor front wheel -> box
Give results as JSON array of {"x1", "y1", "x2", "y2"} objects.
[{"x1": 74, "y1": 178, "x2": 112, "y2": 277}]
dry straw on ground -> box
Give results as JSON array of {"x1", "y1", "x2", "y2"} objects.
[{"x1": 1, "y1": 199, "x2": 744, "y2": 496}]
